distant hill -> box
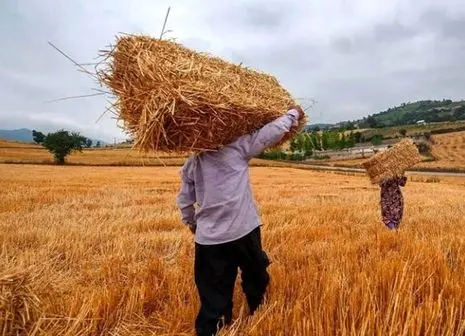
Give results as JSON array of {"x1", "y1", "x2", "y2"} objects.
[
  {"x1": 342, "y1": 100, "x2": 465, "y2": 129},
  {"x1": 0, "y1": 128, "x2": 107, "y2": 146},
  {"x1": 305, "y1": 123, "x2": 334, "y2": 131},
  {"x1": 0, "y1": 128, "x2": 33, "y2": 142}
]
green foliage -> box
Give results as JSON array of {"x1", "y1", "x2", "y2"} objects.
[
  {"x1": 42, "y1": 130, "x2": 86, "y2": 164},
  {"x1": 32, "y1": 130, "x2": 45, "y2": 144},
  {"x1": 85, "y1": 138, "x2": 93, "y2": 148},
  {"x1": 367, "y1": 116, "x2": 378, "y2": 128},
  {"x1": 355, "y1": 100, "x2": 465, "y2": 128},
  {"x1": 347, "y1": 132, "x2": 356, "y2": 147},
  {"x1": 371, "y1": 135, "x2": 383, "y2": 146},
  {"x1": 257, "y1": 149, "x2": 287, "y2": 160},
  {"x1": 95, "y1": 141, "x2": 101, "y2": 148}
]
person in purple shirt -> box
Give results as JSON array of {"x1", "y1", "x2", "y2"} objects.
[{"x1": 176, "y1": 106, "x2": 304, "y2": 336}]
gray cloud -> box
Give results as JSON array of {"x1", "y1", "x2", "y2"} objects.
[{"x1": 1, "y1": 0, "x2": 465, "y2": 140}]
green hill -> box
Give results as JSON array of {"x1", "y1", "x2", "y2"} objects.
[{"x1": 353, "y1": 100, "x2": 465, "y2": 128}]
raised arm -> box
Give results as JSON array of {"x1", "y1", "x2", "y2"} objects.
[
  {"x1": 231, "y1": 107, "x2": 302, "y2": 160},
  {"x1": 176, "y1": 160, "x2": 196, "y2": 226}
]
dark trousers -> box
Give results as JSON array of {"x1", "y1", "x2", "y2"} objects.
[{"x1": 194, "y1": 227, "x2": 270, "y2": 336}]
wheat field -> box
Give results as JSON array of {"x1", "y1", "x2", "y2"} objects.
[
  {"x1": 329, "y1": 131, "x2": 465, "y2": 172},
  {"x1": 1, "y1": 164, "x2": 465, "y2": 336},
  {"x1": 2, "y1": 131, "x2": 465, "y2": 172},
  {"x1": 418, "y1": 131, "x2": 465, "y2": 171}
]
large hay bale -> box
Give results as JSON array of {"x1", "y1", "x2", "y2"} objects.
[
  {"x1": 362, "y1": 139, "x2": 422, "y2": 184},
  {"x1": 97, "y1": 35, "x2": 307, "y2": 153}
]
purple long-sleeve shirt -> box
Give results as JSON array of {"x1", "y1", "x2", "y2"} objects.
[{"x1": 176, "y1": 109, "x2": 300, "y2": 245}]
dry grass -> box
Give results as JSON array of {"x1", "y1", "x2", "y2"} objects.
[
  {"x1": 1, "y1": 164, "x2": 465, "y2": 335},
  {"x1": 98, "y1": 35, "x2": 306, "y2": 152},
  {"x1": 417, "y1": 131, "x2": 465, "y2": 171}
]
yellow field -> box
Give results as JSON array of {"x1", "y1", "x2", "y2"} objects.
[
  {"x1": 2, "y1": 131, "x2": 465, "y2": 173},
  {"x1": 1, "y1": 164, "x2": 465, "y2": 335},
  {"x1": 329, "y1": 131, "x2": 465, "y2": 172},
  {"x1": 0, "y1": 140, "x2": 186, "y2": 166},
  {"x1": 419, "y1": 131, "x2": 465, "y2": 170},
  {"x1": 0, "y1": 140, "x2": 300, "y2": 169}
]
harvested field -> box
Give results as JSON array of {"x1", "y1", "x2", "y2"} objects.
[
  {"x1": 0, "y1": 140, "x2": 300, "y2": 168},
  {"x1": 329, "y1": 131, "x2": 465, "y2": 172},
  {"x1": 1, "y1": 165, "x2": 465, "y2": 335}
]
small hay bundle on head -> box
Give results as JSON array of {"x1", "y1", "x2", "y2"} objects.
[
  {"x1": 97, "y1": 34, "x2": 307, "y2": 153},
  {"x1": 362, "y1": 139, "x2": 422, "y2": 184}
]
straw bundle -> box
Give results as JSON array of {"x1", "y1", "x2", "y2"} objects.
[
  {"x1": 0, "y1": 271, "x2": 41, "y2": 336},
  {"x1": 362, "y1": 139, "x2": 422, "y2": 184},
  {"x1": 97, "y1": 35, "x2": 307, "y2": 153}
]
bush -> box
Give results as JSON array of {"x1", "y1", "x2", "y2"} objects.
[
  {"x1": 371, "y1": 135, "x2": 383, "y2": 146},
  {"x1": 42, "y1": 130, "x2": 86, "y2": 164}
]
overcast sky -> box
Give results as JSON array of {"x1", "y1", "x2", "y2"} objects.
[{"x1": 1, "y1": 0, "x2": 465, "y2": 141}]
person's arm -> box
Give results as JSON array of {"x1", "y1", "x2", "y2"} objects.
[
  {"x1": 232, "y1": 107, "x2": 302, "y2": 160},
  {"x1": 176, "y1": 162, "x2": 196, "y2": 231}
]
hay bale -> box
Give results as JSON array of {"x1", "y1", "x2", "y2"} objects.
[
  {"x1": 0, "y1": 271, "x2": 41, "y2": 336},
  {"x1": 362, "y1": 139, "x2": 422, "y2": 184},
  {"x1": 97, "y1": 35, "x2": 307, "y2": 153}
]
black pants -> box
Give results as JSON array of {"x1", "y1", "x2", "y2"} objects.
[{"x1": 194, "y1": 227, "x2": 270, "y2": 336}]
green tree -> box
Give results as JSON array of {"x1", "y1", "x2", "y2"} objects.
[
  {"x1": 367, "y1": 116, "x2": 378, "y2": 128},
  {"x1": 85, "y1": 138, "x2": 93, "y2": 148},
  {"x1": 338, "y1": 133, "x2": 347, "y2": 149},
  {"x1": 347, "y1": 132, "x2": 356, "y2": 148},
  {"x1": 32, "y1": 130, "x2": 45, "y2": 144},
  {"x1": 95, "y1": 141, "x2": 101, "y2": 148},
  {"x1": 302, "y1": 134, "x2": 314, "y2": 157},
  {"x1": 321, "y1": 131, "x2": 329, "y2": 150},
  {"x1": 290, "y1": 138, "x2": 298, "y2": 153},
  {"x1": 310, "y1": 132, "x2": 322, "y2": 151},
  {"x1": 42, "y1": 130, "x2": 86, "y2": 165},
  {"x1": 371, "y1": 134, "x2": 383, "y2": 146}
]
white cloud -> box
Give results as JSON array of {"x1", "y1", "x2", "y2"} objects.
[{"x1": 1, "y1": 0, "x2": 465, "y2": 140}]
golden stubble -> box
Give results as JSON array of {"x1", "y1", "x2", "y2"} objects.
[{"x1": 1, "y1": 165, "x2": 465, "y2": 335}]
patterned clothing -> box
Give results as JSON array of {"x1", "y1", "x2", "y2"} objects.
[{"x1": 379, "y1": 176, "x2": 407, "y2": 230}]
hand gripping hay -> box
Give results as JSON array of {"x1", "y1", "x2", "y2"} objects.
[
  {"x1": 362, "y1": 139, "x2": 422, "y2": 184},
  {"x1": 97, "y1": 35, "x2": 307, "y2": 153}
]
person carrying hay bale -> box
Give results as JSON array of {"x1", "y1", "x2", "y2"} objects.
[
  {"x1": 176, "y1": 106, "x2": 304, "y2": 336},
  {"x1": 362, "y1": 139, "x2": 421, "y2": 231},
  {"x1": 379, "y1": 175, "x2": 407, "y2": 231}
]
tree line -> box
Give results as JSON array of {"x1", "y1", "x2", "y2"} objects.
[{"x1": 259, "y1": 130, "x2": 374, "y2": 161}]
